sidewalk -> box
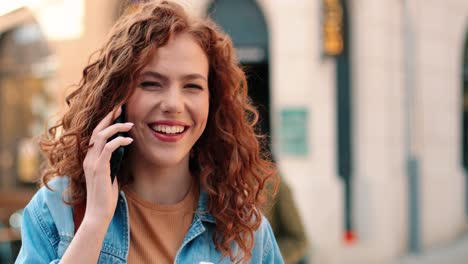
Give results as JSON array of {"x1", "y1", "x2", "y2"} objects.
[{"x1": 399, "y1": 234, "x2": 468, "y2": 264}]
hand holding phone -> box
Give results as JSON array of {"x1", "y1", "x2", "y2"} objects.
[
  {"x1": 108, "y1": 105, "x2": 129, "y2": 183},
  {"x1": 82, "y1": 105, "x2": 133, "y2": 224}
]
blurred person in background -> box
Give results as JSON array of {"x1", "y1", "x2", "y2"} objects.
[
  {"x1": 15, "y1": 1, "x2": 282, "y2": 263},
  {"x1": 265, "y1": 176, "x2": 309, "y2": 264}
]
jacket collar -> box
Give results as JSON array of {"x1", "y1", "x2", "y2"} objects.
[{"x1": 196, "y1": 189, "x2": 216, "y2": 224}]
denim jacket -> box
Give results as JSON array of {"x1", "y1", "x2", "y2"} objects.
[{"x1": 15, "y1": 177, "x2": 284, "y2": 263}]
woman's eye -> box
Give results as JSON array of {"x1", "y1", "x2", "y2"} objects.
[
  {"x1": 140, "y1": 81, "x2": 162, "y2": 88},
  {"x1": 185, "y1": 83, "x2": 203, "y2": 90}
]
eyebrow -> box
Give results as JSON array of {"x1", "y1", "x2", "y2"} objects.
[{"x1": 140, "y1": 71, "x2": 207, "y2": 82}]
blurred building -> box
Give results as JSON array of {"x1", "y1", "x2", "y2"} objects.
[{"x1": 0, "y1": 0, "x2": 467, "y2": 263}]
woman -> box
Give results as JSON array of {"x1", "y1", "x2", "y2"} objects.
[{"x1": 15, "y1": 1, "x2": 282, "y2": 263}]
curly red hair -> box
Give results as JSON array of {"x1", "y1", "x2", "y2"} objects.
[{"x1": 40, "y1": 1, "x2": 278, "y2": 262}]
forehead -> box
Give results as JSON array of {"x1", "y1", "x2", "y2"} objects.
[{"x1": 141, "y1": 32, "x2": 209, "y2": 77}]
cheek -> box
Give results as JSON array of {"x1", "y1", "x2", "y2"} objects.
[
  {"x1": 125, "y1": 104, "x2": 138, "y2": 124},
  {"x1": 198, "y1": 98, "x2": 210, "y2": 125},
  {"x1": 125, "y1": 92, "x2": 147, "y2": 122}
]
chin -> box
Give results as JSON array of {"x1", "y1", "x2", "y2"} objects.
[{"x1": 149, "y1": 153, "x2": 188, "y2": 168}]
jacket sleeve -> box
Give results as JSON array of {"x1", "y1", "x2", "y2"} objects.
[
  {"x1": 15, "y1": 193, "x2": 61, "y2": 264},
  {"x1": 261, "y1": 217, "x2": 285, "y2": 264}
]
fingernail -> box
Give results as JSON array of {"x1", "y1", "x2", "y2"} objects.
[
  {"x1": 125, "y1": 122, "x2": 134, "y2": 127},
  {"x1": 127, "y1": 138, "x2": 134, "y2": 142}
]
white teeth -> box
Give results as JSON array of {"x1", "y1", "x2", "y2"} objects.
[{"x1": 151, "y1": 125, "x2": 185, "y2": 134}]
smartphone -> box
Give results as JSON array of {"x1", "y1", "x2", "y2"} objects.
[{"x1": 109, "y1": 105, "x2": 128, "y2": 183}]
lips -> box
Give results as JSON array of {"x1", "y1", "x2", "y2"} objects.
[{"x1": 147, "y1": 120, "x2": 190, "y2": 142}]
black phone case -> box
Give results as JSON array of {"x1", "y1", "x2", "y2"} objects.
[{"x1": 108, "y1": 105, "x2": 128, "y2": 183}]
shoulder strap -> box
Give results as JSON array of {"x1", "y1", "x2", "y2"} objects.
[{"x1": 73, "y1": 201, "x2": 86, "y2": 234}]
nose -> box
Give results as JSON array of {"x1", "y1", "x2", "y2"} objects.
[{"x1": 160, "y1": 86, "x2": 184, "y2": 114}]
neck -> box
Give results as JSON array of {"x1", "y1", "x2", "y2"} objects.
[{"x1": 126, "y1": 155, "x2": 192, "y2": 205}]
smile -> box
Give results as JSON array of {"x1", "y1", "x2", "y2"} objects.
[
  {"x1": 150, "y1": 124, "x2": 186, "y2": 134},
  {"x1": 147, "y1": 121, "x2": 190, "y2": 142}
]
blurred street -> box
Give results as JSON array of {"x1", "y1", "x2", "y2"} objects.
[{"x1": 399, "y1": 233, "x2": 468, "y2": 264}]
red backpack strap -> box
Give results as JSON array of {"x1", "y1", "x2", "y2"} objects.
[{"x1": 73, "y1": 200, "x2": 86, "y2": 234}]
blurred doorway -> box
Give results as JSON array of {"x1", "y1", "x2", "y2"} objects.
[{"x1": 207, "y1": 0, "x2": 271, "y2": 149}]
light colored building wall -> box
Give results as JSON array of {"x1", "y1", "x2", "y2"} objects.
[
  {"x1": 348, "y1": 0, "x2": 407, "y2": 262},
  {"x1": 346, "y1": 0, "x2": 468, "y2": 262},
  {"x1": 411, "y1": 0, "x2": 467, "y2": 248}
]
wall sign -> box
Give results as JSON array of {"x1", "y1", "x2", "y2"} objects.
[
  {"x1": 322, "y1": 0, "x2": 344, "y2": 56},
  {"x1": 280, "y1": 108, "x2": 309, "y2": 156}
]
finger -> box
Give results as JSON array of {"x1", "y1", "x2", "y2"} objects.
[
  {"x1": 98, "y1": 137, "x2": 134, "y2": 164},
  {"x1": 86, "y1": 106, "x2": 123, "y2": 165},
  {"x1": 94, "y1": 136, "x2": 133, "y2": 180},
  {"x1": 91, "y1": 105, "x2": 123, "y2": 139},
  {"x1": 91, "y1": 122, "x2": 134, "y2": 154}
]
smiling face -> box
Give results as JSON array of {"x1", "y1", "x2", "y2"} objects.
[{"x1": 126, "y1": 32, "x2": 209, "y2": 169}]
